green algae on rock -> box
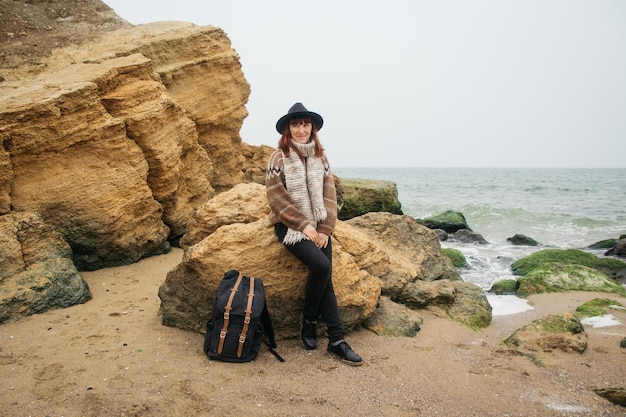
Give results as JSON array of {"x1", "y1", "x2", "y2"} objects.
[
  {"x1": 511, "y1": 248, "x2": 626, "y2": 278},
  {"x1": 516, "y1": 262, "x2": 626, "y2": 297},
  {"x1": 441, "y1": 247, "x2": 468, "y2": 268},
  {"x1": 575, "y1": 298, "x2": 625, "y2": 319}
]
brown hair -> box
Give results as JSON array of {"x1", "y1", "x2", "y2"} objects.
[{"x1": 277, "y1": 117, "x2": 324, "y2": 157}]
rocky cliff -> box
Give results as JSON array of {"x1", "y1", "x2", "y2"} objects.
[{"x1": 1, "y1": 17, "x2": 254, "y2": 269}]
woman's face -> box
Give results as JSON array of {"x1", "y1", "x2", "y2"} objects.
[{"x1": 289, "y1": 118, "x2": 312, "y2": 144}]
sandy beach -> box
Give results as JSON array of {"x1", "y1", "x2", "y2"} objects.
[{"x1": 1, "y1": 247, "x2": 625, "y2": 417}]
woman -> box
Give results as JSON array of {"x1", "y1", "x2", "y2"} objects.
[{"x1": 265, "y1": 102, "x2": 362, "y2": 366}]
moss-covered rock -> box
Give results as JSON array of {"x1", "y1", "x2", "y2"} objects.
[
  {"x1": 446, "y1": 282, "x2": 493, "y2": 330},
  {"x1": 390, "y1": 279, "x2": 492, "y2": 330},
  {"x1": 490, "y1": 279, "x2": 518, "y2": 295},
  {"x1": 418, "y1": 210, "x2": 471, "y2": 233},
  {"x1": 338, "y1": 178, "x2": 403, "y2": 220},
  {"x1": 441, "y1": 247, "x2": 468, "y2": 268},
  {"x1": 503, "y1": 313, "x2": 588, "y2": 362},
  {"x1": 511, "y1": 248, "x2": 626, "y2": 278},
  {"x1": 516, "y1": 263, "x2": 626, "y2": 297},
  {"x1": 588, "y1": 238, "x2": 618, "y2": 250},
  {"x1": 575, "y1": 298, "x2": 625, "y2": 318}
]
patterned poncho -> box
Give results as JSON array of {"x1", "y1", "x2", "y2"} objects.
[{"x1": 265, "y1": 141, "x2": 337, "y2": 244}]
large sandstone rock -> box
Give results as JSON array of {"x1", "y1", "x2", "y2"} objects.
[
  {"x1": 0, "y1": 212, "x2": 91, "y2": 322},
  {"x1": 1, "y1": 54, "x2": 172, "y2": 270},
  {"x1": 43, "y1": 22, "x2": 252, "y2": 192},
  {"x1": 1, "y1": 22, "x2": 260, "y2": 269},
  {"x1": 335, "y1": 213, "x2": 490, "y2": 329},
  {"x1": 159, "y1": 185, "x2": 492, "y2": 336},
  {"x1": 344, "y1": 212, "x2": 461, "y2": 284},
  {"x1": 180, "y1": 183, "x2": 270, "y2": 249},
  {"x1": 159, "y1": 217, "x2": 382, "y2": 336}
]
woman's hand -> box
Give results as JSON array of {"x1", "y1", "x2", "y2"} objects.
[
  {"x1": 303, "y1": 225, "x2": 328, "y2": 248},
  {"x1": 303, "y1": 224, "x2": 318, "y2": 242},
  {"x1": 315, "y1": 232, "x2": 330, "y2": 249}
]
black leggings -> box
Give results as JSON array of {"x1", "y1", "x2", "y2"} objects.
[{"x1": 274, "y1": 223, "x2": 344, "y2": 343}]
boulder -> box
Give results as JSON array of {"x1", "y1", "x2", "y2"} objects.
[
  {"x1": 159, "y1": 217, "x2": 382, "y2": 336},
  {"x1": 333, "y1": 213, "x2": 490, "y2": 328},
  {"x1": 445, "y1": 282, "x2": 493, "y2": 329},
  {"x1": 180, "y1": 183, "x2": 269, "y2": 249},
  {"x1": 0, "y1": 212, "x2": 91, "y2": 322},
  {"x1": 504, "y1": 313, "x2": 588, "y2": 361},
  {"x1": 345, "y1": 212, "x2": 460, "y2": 284},
  {"x1": 507, "y1": 234, "x2": 539, "y2": 246},
  {"x1": 489, "y1": 279, "x2": 518, "y2": 295},
  {"x1": 363, "y1": 296, "x2": 423, "y2": 337},
  {"x1": 588, "y1": 238, "x2": 618, "y2": 250},
  {"x1": 434, "y1": 229, "x2": 448, "y2": 241},
  {"x1": 575, "y1": 298, "x2": 625, "y2": 319},
  {"x1": 418, "y1": 210, "x2": 471, "y2": 233},
  {"x1": 606, "y1": 238, "x2": 626, "y2": 258},
  {"x1": 441, "y1": 247, "x2": 468, "y2": 268},
  {"x1": 516, "y1": 263, "x2": 626, "y2": 297},
  {"x1": 511, "y1": 248, "x2": 626, "y2": 280},
  {"x1": 450, "y1": 229, "x2": 489, "y2": 244},
  {"x1": 337, "y1": 178, "x2": 402, "y2": 220},
  {"x1": 390, "y1": 278, "x2": 456, "y2": 309}
]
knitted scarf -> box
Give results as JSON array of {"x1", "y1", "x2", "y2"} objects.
[{"x1": 282, "y1": 140, "x2": 327, "y2": 245}]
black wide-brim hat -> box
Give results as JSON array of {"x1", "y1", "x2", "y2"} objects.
[{"x1": 275, "y1": 102, "x2": 324, "y2": 133}]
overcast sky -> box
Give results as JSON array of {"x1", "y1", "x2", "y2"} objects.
[{"x1": 103, "y1": 0, "x2": 625, "y2": 168}]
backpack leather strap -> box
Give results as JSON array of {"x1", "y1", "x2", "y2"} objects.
[
  {"x1": 217, "y1": 271, "x2": 243, "y2": 355},
  {"x1": 237, "y1": 276, "x2": 255, "y2": 358}
]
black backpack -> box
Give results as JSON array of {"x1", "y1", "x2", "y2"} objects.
[{"x1": 203, "y1": 270, "x2": 283, "y2": 363}]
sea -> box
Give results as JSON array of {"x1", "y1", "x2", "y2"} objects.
[{"x1": 333, "y1": 167, "x2": 626, "y2": 317}]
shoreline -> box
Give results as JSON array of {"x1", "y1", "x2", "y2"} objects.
[{"x1": 1, "y1": 248, "x2": 625, "y2": 416}]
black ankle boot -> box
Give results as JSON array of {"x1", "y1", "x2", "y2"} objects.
[
  {"x1": 301, "y1": 319, "x2": 318, "y2": 350},
  {"x1": 328, "y1": 340, "x2": 363, "y2": 366}
]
